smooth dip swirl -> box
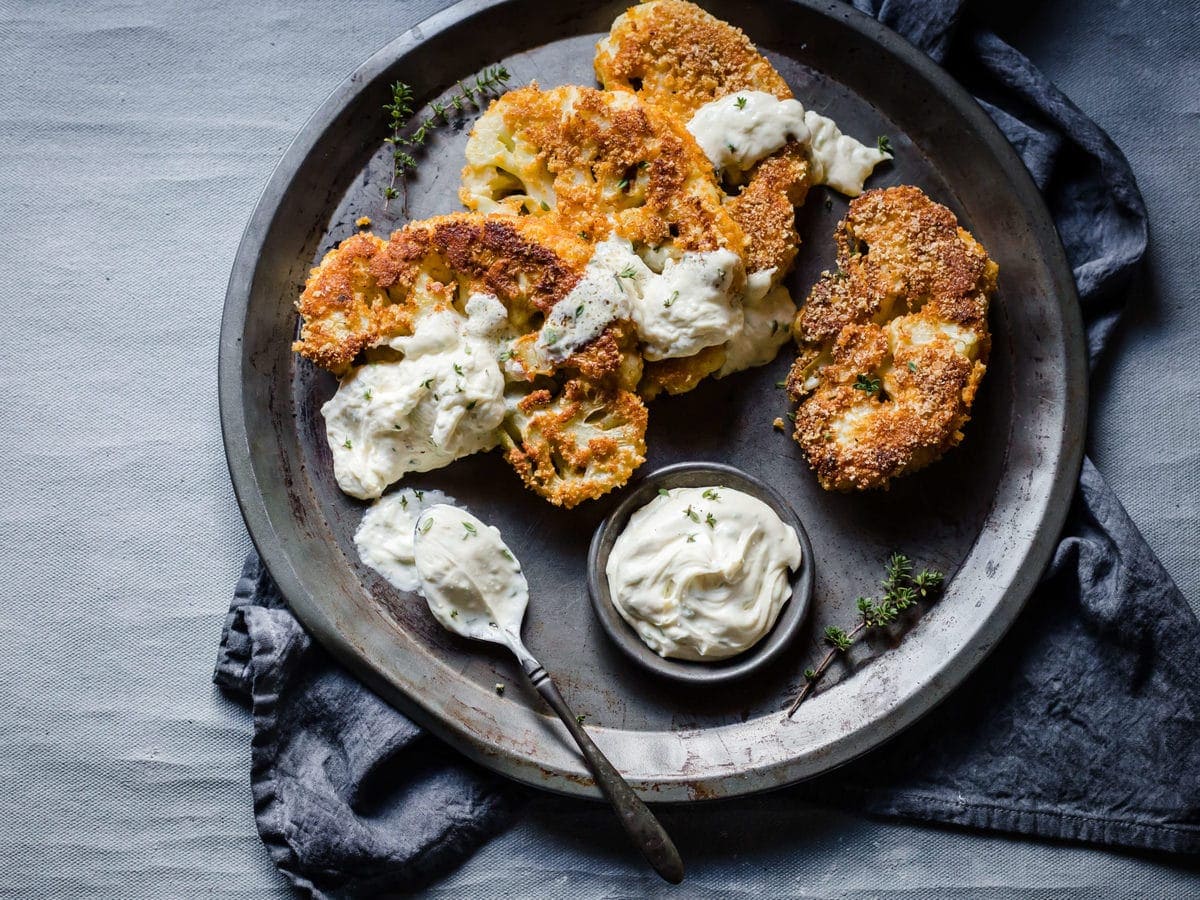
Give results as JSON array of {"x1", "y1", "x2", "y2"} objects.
[
  {"x1": 605, "y1": 486, "x2": 803, "y2": 661},
  {"x1": 412, "y1": 504, "x2": 529, "y2": 642}
]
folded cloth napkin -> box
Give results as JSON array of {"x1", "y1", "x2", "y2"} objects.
[{"x1": 215, "y1": 0, "x2": 1200, "y2": 893}]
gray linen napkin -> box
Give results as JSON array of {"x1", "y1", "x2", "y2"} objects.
[{"x1": 215, "y1": 1, "x2": 1200, "y2": 893}]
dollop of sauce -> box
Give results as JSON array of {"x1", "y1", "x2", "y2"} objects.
[
  {"x1": 716, "y1": 270, "x2": 796, "y2": 377},
  {"x1": 687, "y1": 91, "x2": 889, "y2": 196},
  {"x1": 322, "y1": 305, "x2": 508, "y2": 499},
  {"x1": 353, "y1": 487, "x2": 454, "y2": 591},
  {"x1": 412, "y1": 504, "x2": 529, "y2": 642},
  {"x1": 536, "y1": 235, "x2": 640, "y2": 363},
  {"x1": 633, "y1": 246, "x2": 744, "y2": 361},
  {"x1": 605, "y1": 486, "x2": 803, "y2": 661},
  {"x1": 534, "y1": 235, "x2": 746, "y2": 364}
]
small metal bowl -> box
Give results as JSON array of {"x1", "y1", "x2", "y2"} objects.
[{"x1": 587, "y1": 462, "x2": 815, "y2": 684}]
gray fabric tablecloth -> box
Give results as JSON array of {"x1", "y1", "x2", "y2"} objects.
[{"x1": 1, "y1": 0, "x2": 1198, "y2": 896}]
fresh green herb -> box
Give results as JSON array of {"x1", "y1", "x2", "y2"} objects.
[
  {"x1": 686, "y1": 533, "x2": 697, "y2": 543},
  {"x1": 853, "y1": 373, "x2": 881, "y2": 395},
  {"x1": 616, "y1": 265, "x2": 638, "y2": 280},
  {"x1": 414, "y1": 489, "x2": 425, "y2": 501},
  {"x1": 616, "y1": 178, "x2": 630, "y2": 190},
  {"x1": 400, "y1": 495, "x2": 409, "y2": 509},
  {"x1": 657, "y1": 488, "x2": 671, "y2": 497},
  {"x1": 734, "y1": 96, "x2": 747, "y2": 110},
  {"x1": 776, "y1": 380, "x2": 788, "y2": 389},
  {"x1": 684, "y1": 505, "x2": 700, "y2": 523},
  {"x1": 786, "y1": 553, "x2": 946, "y2": 717},
  {"x1": 705, "y1": 512, "x2": 717, "y2": 529},
  {"x1": 501, "y1": 549, "x2": 515, "y2": 562},
  {"x1": 421, "y1": 378, "x2": 434, "y2": 390},
  {"x1": 702, "y1": 488, "x2": 720, "y2": 501},
  {"x1": 453, "y1": 363, "x2": 464, "y2": 376},
  {"x1": 575, "y1": 714, "x2": 587, "y2": 725},
  {"x1": 727, "y1": 142, "x2": 737, "y2": 153},
  {"x1": 877, "y1": 134, "x2": 893, "y2": 156},
  {"x1": 542, "y1": 327, "x2": 560, "y2": 345},
  {"x1": 575, "y1": 304, "x2": 585, "y2": 318},
  {"x1": 907, "y1": 361, "x2": 917, "y2": 373},
  {"x1": 449, "y1": 609, "x2": 458, "y2": 618},
  {"x1": 364, "y1": 389, "x2": 372, "y2": 401},
  {"x1": 420, "y1": 518, "x2": 433, "y2": 534},
  {"x1": 342, "y1": 439, "x2": 352, "y2": 450},
  {"x1": 539, "y1": 200, "x2": 550, "y2": 211},
  {"x1": 638, "y1": 160, "x2": 649, "y2": 170},
  {"x1": 462, "y1": 521, "x2": 478, "y2": 537},
  {"x1": 664, "y1": 290, "x2": 679, "y2": 309},
  {"x1": 494, "y1": 683, "x2": 505, "y2": 696},
  {"x1": 382, "y1": 65, "x2": 511, "y2": 214},
  {"x1": 578, "y1": 231, "x2": 589, "y2": 240}
]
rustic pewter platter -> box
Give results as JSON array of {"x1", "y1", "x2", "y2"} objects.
[{"x1": 219, "y1": 0, "x2": 1085, "y2": 800}]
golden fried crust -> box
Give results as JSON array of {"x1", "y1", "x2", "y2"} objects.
[
  {"x1": 460, "y1": 84, "x2": 745, "y2": 257},
  {"x1": 728, "y1": 142, "x2": 811, "y2": 275},
  {"x1": 293, "y1": 213, "x2": 592, "y2": 373},
  {"x1": 501, "y1": 379, "x2": 649, "y2": 507},
  {"x1": 594, "y1": 0, "x2": 791, "y2": 123},
  {"x1": 638, "y1": 345, "x2": 726, "y2": 399},
  {"x1": 292, "y1": 232, "x2": 397, "y2": 373},
  {"x1": 595, "y1": 1, "x2": 811, "y2": 282},
  {"x1": 787, "y1": 186, "x2": 997, "y2": 491}
]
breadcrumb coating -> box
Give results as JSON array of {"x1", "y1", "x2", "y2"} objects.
[{"x1": 786, "y1": 186, "x2": 997, "y2": 491}]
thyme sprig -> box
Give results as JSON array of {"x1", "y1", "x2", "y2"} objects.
[
  {"x1": 785, "y1": 553, "x2": 945, "y2": 717},
  {"x1": 383, "y1": 64, "x2": 512, "y2": 214}
]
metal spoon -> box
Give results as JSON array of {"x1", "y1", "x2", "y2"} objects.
[{"x1": 413, "y1": 505, "x2": 683, "y2": 884}]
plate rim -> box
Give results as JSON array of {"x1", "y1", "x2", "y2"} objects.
[{"x1": 218, "y1": 0, "x2": 1087, "y2": 801}]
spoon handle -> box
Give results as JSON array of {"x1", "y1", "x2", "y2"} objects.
[{"x1": 522, "y1": 659, "x2": 684, "y2": 884}]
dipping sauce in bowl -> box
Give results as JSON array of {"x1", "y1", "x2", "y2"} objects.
[
  {"x1": 588, "y1": 462, "x2": 814, "y2": 684},
  {"x1": 606, "y1": 486, "x2": 803, "y2": 661}
]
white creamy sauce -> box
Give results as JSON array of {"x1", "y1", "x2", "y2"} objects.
[
  {"x1": 536, "y1": 235, "x2": 640, "y2": 363},
  {"x1": 634, "y1": 247, "x2": 744, "y2": 361},
  {"x1": 322, "y1": 307, "x2": 507, "y2": 499},
  {"x1": 412, "y1": 504, "x2": 529, "y2": 642},
  {"x1": 802, "y1": 110, "x2": 891, "y2": 197},
  {"x1": 536, "y1": 234, "x2": 746, "y2": 364},
  {"x1": 717, "y1": 281, "x2": 797, "y2": 377},
  {"x1": 354, "y1": 487, "x2": 455, "y2": 591},
  {"x1": 688, "y1": 91, "x2": 812, "y2": 174},
  {"x1": 605, "y1": 486, "x2": 803, "y2": 661},
  {"x1": 687, "y1": 90, "x2": 889, "y2": 196}
]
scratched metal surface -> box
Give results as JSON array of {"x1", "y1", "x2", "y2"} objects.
[{"x1": 219, "y1": 0, "x2": 1085, "y2": 800}]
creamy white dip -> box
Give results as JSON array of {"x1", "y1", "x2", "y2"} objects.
[
  {"x1": 535, "y1": 234, "x2": 746, "y2": 364},
  {"x1": 322, "y1": 307, "x2": 507, "y2": 500},
  {"x1": 606, "y1": 486, "x2": 803, "y2": 661},
  {"x1": 687, "y1": 90, "x2": 890, "y2": 196},
  {"x1": 716, "y1": 269, "x2": 796, "y2": 377},
  {"x1": 536, "y1": 235, "x2": 641, "y2": 363},
  {"x1": 412, "y1": 504, "x2": 529, "y2": 642},
  {"x1": 353, "y1": 487, "x2": 454, "y2": 591},
  {"x1": 633, "y1": 247, "x2": 744, "y2": 361}
]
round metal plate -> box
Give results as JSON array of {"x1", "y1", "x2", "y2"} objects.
[{"x1": 219, "y1": 0, "x2": 1085, "y2": 801}]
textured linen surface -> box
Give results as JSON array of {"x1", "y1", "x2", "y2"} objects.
[
  {"x1": 2, "y1": 0, "x2": 1199, "y2": 897},
  {"x1": 211, "y1": 0, "x2": 1200, "y2": 894}
]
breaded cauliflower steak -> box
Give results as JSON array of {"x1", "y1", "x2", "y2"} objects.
[
  {"x1": 786, "y1": 186, "x2": 997, "y2": 491},
  {"x1": 460, "y1": 84, "x2": 744, "y2": 256},
  {"x1": 595, "y1": 0, "x2": 811, "y2": 279},
  {"x1": 294, "y1": 213, "x2": 591, "y2": 374},
  {"x1": 294, "y1": 213, "x2": 649, "y2": 506},
  {"x1": 502, "y1": 378, "x2": 648, "y2": 509}
]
